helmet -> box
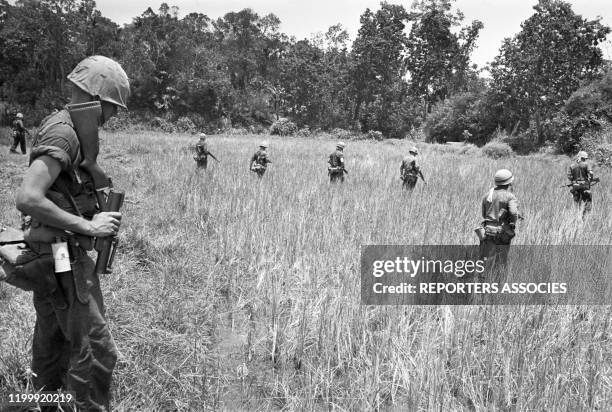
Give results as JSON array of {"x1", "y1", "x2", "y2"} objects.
[
  {"x1": 16, "y1": 113, "x2": 23, "y2": 119},
  {"x1": 577, "y1": 151, "x2": 588, "y2": 160},
  {"x1": 260, "y1": 141, "x2": 269, "y2": 148},
  {"x1": 409, "y1": 146, "x2": 418, "y2": 155},
  {"x1": 336, "y1": 141, "x2": 345, "y2": 149},
  {"x1": 199, "y1": 133, "x2": 206, "y2": 141},
  {"x1": 67, "y1": 55, "x2": 130, "y2": 109},
  {"x1": 494, "y1": 169, "x2": 514, "y2": 186}
]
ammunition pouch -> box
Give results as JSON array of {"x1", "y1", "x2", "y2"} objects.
[
  {"x1": 571, "y1": 181, "x2": 590, "y2": 191},
  {"x1": 0, "y1": 228, "x2": 57, "y2": 295},
  {"x1": 483, "y1": 224, "x2": 515, "y2": 243}
]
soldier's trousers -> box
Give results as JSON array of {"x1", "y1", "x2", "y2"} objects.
[
  {"x1": 329, "y1": 172, "x2": 344, "y2": 183},
  {"x1": 32, "y1": 256, "x2": 117, "y2": 412},
  {"x1": 196, "y1": 158, "x2": 208, "y2": 170},
  {"x1": 479, "y1": 238, "x2": 511, "y2": 283},
  {"x1": 402, "y1": 176, "x2": 417, "y2": 190},
  {"x1": 571, "y1": 188, "x2": 592, "y2": 215},
  {"x1": 10, "y1": 132, "x2": 26, "y2": 154}
]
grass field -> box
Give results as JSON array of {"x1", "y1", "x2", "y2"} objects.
[{"x1": 1, "y1": 130, "x2": 611, "y2": 411}]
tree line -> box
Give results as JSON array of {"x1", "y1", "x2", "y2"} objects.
[{"x1": 0, "y1": 0, "x2": 610, "y2": 152}]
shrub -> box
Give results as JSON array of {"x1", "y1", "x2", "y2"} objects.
[
  {"x1": 150, "y1": 117, "x2": 176, "y2": 133},
  {"x1": 331, "y1": 128, "x2": 354, "y2": 141},
  {"x1": 367, "y1": 130, "x2": 384, "y2": 141},
  {"x1": 270, "y1": 118, "x2": 298, "y2": 136},
  {"x1": 580, "y1": 121, "x2": 612, "y2": 167},
  {"x1": 176, "y1": 116, "x2": 197, "y2": 134},
  {"x1": 296, "y1": 127, "x2": 311, "y2": 137},
  {"x1": 482, "y1": 141, "x2": 514, "y2": 159}
]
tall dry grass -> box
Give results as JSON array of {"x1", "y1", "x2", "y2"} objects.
[{"x1": 1, "y1": 132, "x2": 611, "y2": 410}]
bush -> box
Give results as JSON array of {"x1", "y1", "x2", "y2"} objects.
[
  {"x1": 331, "y1": 128, "x2": 354, "y2": 141},
  {"x1": 424, "y1": 91, "x2": 499, "y2": 145},
  {"x1": 150, "y1": 117, "x2": 176, "y2": 133},
  {"x1": 367, "y1": 130, "x2": 384, "y2": 141},
  {"x1": 176, "y1": 116, "x2": 197, "y2": 134},
  {"x1": 270, "y1": 118, "x2": 298, "y2": 136},
  {"x1": 580, "y1": 121, "x2": 612, "y2": 167},
  {"x1": 482, "y1": 141, "x2": 514, "y2": 159}
]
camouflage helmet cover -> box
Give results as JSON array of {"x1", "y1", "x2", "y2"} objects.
[
  {"x1": 494, "y1": 169, "x2": 514, "y2": 186},
  {"x1": 199, "y1": 133, "x2": 207, "y2": 140},
  {"x1": 16, "y1": 113, "x2": 23, "y2": 119},
  {"x1": 68, "y1": 55, "x2": 130, "y2": 109},
  {"x1": 260, "y1": 141, "x2": 269, "y2": 148},
  {"x1": 336, "y1": 141, "x2": 345, "y2": 149},
  {"x1": 577, "y1": 150, "x2": 588, "y2": 159},
  {"x1": 409, "y1": 146, "x2": 418, "y2": 154}
]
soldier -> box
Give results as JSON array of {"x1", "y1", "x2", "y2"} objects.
[
  {"x1": 400, "y1": 147, "x2": 424, "y2": 190},
  {"x1": 328, "y1": 141, "x2": 347, "y2": 183},
  {"x1": 193, "y1": 133, "x2": 218, "y2": 170},
  {"x1": 15, "y1": 56, "x2": 129, "y2": 411},
  {"x1": 567, "y1": 151, "x2": 597, "y2": 218},
  {"x1": 250, "y1": 141, "x2": 271, "y2": 177},
  {"x1": 477, "y1": 169, "x2": 520, "y2": 280},
  {"x1": 10, "y1": 112, "x2": 28, "y2": 154}
]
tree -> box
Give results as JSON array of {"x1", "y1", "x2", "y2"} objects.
[
  {"x1": 490, "y1": 0, "x2": 610, "y2": 144},
  {"x1": 350, "y1": 2, "x2": 410, "y2": 136},
  {"x1": 405, "y1": 0, "x2": 483, "y2": 116}
]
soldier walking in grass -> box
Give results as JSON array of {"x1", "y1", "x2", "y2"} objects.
[
  {"x1": 476, "y1": 169, "x2": 521, "y2": 280},
  {"x1": 250, "y1": 141, "x2": 271, "y2": 177},
  {"x1": 193, "y1": 133, "x2": 218, "y2": 170},
  {"x1": 10, "y1": 112, "x2": 28, "y2": 154},
  {"x1": 328, "y1": 141, "x2": 347, "y2": 183},
  {"x1": 567, "y1": 151, "x2": 599, "y2": 218},
  {"x1": 400, "y1": 147, "x2": 425, "y2": 190}
]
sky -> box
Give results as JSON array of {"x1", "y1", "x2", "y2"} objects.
[{"x1": 95, "y1": 0, "x2": 612, "y2": 68}]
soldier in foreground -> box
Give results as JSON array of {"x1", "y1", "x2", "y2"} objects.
[
  {"x1": 250, "y1": 141, "x2": 272, "y2": 177},
  {"x1": 10, "y1": 112, "x2": 28, "y2": 154},
  {"x1": 476, "y1": 169, "x2": 520, "y2": 279},
  {"x1": 14, "y1": 56, "x2": 128, "y2": 411},
  {"x1": 400, "y1": 146, "x2": 425, "y2": 190},
  {"x1": 567, "y1": 151, "x2": 598, "y2": 218},
  {"x1": 193, "y1": 133, "x2": 218, "y2": 170},
  {"x1": 328, "y1": 141, "x2": 347, "y2": 183}
]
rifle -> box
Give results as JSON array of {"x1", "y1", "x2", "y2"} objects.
[
  {"x1": 418, "y1": 170, "x2": 426, "y2": 184},
  {"x1": 67, "y1": 101, "x2": 124, "y2": 274},
  {"x1": 560, "y1": 177, "x2": 600, "y2": 189},
  {"x1": 208, "y1": 152, "x2": 220, "y2": 163}
]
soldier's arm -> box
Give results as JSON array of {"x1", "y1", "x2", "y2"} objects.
[
  {"x1": 507, "y1": 197, "x2": 519, "y2": 225},
  {"x1": 481, "y1": 197, "x2": 487, "y2": 220},
  {"x1": 567, "y1": 165, "x2": 574, "y2": 182},
  {"x1": 587, "y1": 163, "x2": 594, "y2": 181},
  {"x1": 16, "y1": 155, "x2": 120, "y2": 238}
]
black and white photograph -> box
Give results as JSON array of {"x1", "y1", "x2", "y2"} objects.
[{"x1": 0, "y1": 0, "x2": 611, "y2": 410}]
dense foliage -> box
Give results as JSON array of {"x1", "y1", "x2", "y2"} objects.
[{"x1": 0, "y1": 0, "x2": 610, "y2": 154}]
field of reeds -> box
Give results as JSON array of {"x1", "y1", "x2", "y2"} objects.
[{"x1": 1, "y1": 130, "x2": 611, "y2": 411}]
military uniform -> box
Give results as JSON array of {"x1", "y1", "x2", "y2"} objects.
[
  {"x1": 328, "y1": 148, "x2": 345, "y2": 183},
  {"x1": 10, "y1": 116, "x2": 27, "y2": 154},
  {"x1": 26, "y1": 109, "x2": 117, "y2": 411},
  {"x1": 250, "y1": 148, "x2": 271, "y2": 177},
  {"x1": 479, "y1": 173, "x2": 520, "y2": 279},
  {"x1": 567, "y1": 158, "x2": 593, "y2": 216},
  {"x1": 400, "y1": 154, "x2": 420, "y2": 190},
  {"x1": 194, "y1": 140, "x2": 210, "y2": 169}
]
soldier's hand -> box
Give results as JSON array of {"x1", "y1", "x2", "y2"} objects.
[{"x1": 88, "y1": 212, "x2": 122, "y2": 237}]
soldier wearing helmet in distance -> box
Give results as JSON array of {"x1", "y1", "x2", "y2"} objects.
[
  {"x1": 14, "y1": 56, "x2": 129, "y2": 411},
  {"x1": 400, "y1": 146, "x2": 424, "y2": 190},
  {"x1": 476, "y1": 169, "x2": 521, "y2": 277},
  {"x1": 10, "y1": 112, "x2": 29, "y2": 154},
  {"x1": 250, "y1": 141, "x2": 272, "y2": 177},
  {"x1": 567, "y1": 150, "x2": 598, "y2": 218},
  {"x1": 328, "y1": 141, "x2": 347, "y2": 183}
]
